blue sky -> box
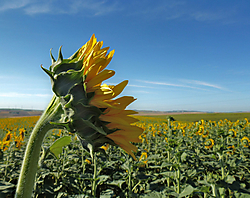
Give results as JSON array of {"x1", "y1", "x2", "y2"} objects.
[{"x1": 1, "y1": 0, "x2": 250, "y2": 112}]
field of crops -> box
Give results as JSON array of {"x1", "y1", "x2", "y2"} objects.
[{"x1": 1, "y1": 114, "x2": 250, "y2": 198}]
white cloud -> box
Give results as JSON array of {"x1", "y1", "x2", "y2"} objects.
[
  {"x1": 137, "y1": 79, "x2": 207, "y2": 90},
  {"x1": 24, "y1": 3, "x2": 51, "y2": 15},
  {"x1": 0, "y1": 0, "x2": 119, "y2": 16},
  {"x1": 0, "y1": 0, "x2": 31, "y2": 11},
  {"x1": 0, "y1": 92, "x2": 51, "y2": 97},
  {"x1": 128, "y1": 84, "x2": 154, "y2": 88},
  {"x1": 136, "y1": 79, "x2": 229, "y2": 91},
  {"x1": 126, "y1": 0, "x2": 239, "y2": 24},
  {"x1": 180, "y1": 79, "x2": 226, "y2": 90}
]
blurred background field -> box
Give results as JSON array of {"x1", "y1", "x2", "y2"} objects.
[
  {"x1": 1, "y1": 113, "x2": 250, "y2": 197},
  {"x1": 135, "y1": 112, "x2": 250, "y2": 123}
]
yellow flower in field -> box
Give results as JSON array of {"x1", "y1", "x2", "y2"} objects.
[
  {"x1": 165, "y1": 137, "x2": 168, "y2": 142},
  {"x1": 85, "y1": 159, "x2": 91, "y2": 164},
  {"x1": 205, "y1": 139, "x2": 214, "y2": 149},
  {"x1": 3, "y1": 131, "x2": 12, "y2": 142},
  {"x1": 241, "y1": 136, "x2": 250, "y2": 147},
  {"x1": 19, "y1": 128, "x2": 25, "y2": 141},
  {"x1": 43, "y1": 34, "x2": 143, "y2": 160},
  {"x1": 15, "y1": 138, "x2": 23, "y2": 150},
  {"x1": 228, "y1": 129, "x2": 236, "y2": 138},
  {"x1": 202, "y1": 130, "x2": 209, "y2": 138},
  {"x1": 198, "y1": 126, "x2": 204, "y2": 136},
  {"x1": 1, "y1": 141, "x2": 10, "y2": 151},
  {"x1": 139, "y1": 152, "x2": 148, "y2": 164},
  {"x1": 227, "y1": 145, "x2": 235, "y2": 155},
  {"x1": 78, "y1": 35, "x2": 143, "y2": 159},
  {"x1": 101, "y1": 144, "x2": 109, "y2": 151}
]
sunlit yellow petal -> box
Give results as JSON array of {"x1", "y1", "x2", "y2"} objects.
[
  {"x1": 87, "y1": 70, "x2": 115, "y2": 90},
  {"x1": 106, "y1": 135, "x2": 138, "y2": 160}
]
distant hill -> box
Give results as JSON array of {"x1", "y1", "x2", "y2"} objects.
[
  {"x1": 0, "y1": 109, "x2": 204, "y2": 118},
  {"x1": 0, "y1": 109, "x2": 43, "y2": 118},
  {"x1": 136, "y1": 110, "x2": 205, "y2": 115},
  {"x1": 1, "y1": 108, "x2": 248, "y2": 118}
]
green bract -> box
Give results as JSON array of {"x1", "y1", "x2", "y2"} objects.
[{"x1": 41, "y1": 47, "x2": 115, "y2": 153}]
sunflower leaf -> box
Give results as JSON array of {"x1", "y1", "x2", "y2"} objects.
[{"x1": 49, "y1": 136, "x2": 72, "y2": 159}]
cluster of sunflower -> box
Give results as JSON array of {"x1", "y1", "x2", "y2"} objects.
[
  {"x1": 0, "y1": 128, "x2": 26, "y2": 151},
  {"x1": 134, "y1": 117, "x2": 250, "y2": 153},
  {"x1": 0, "y1": 117, "x2": 39, "y2": 131}
]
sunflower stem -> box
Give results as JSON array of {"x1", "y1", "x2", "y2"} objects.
[
  {"x1": 219, "y1": 153, "x2": 226, "y2": 198},
  {"x1": 15, "y1": 95, "x2": 63, "y2": 198},
  {"x1": 176, "y1": 165, "x2": 181, "y2": 194},
  {"x1": 167, "y1": 150, "x2": 170, "y2": 187},
  {"x1": 92, "y1": 151, "x2": 97, "y2": 197},
  {"x1": 128, "y1": 159, "x2": 132, "y2": 198}
]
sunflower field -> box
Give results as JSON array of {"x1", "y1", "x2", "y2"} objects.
[{"x1": 0, "y1": 115, "x2": 250, "y2": 198}]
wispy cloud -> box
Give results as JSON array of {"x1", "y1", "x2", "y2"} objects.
[
  {"x1": 128, "y1": 84, "x2": 154, "y2": 89},
  {"x1": 0, "y1": 92, "x2": 51, "y2": 97},
  {"x1": 136, "y1": 79, "x2": 227, "y2": 91},
  {"x1": 137, "y1": 80, "x2": 207, "y2": 90},
  {"x1": 0, "y1": 0, "x2": 119, "y2": 15},
  {"x1": 127, "y1": 0, "x2": 239, "y2": 24},
  {"x1": 0, "y1": 0, "x2": 31, "y2": 12},
  {"x1": 180, "y1": 79, "x2": 226, "y2": 90}
]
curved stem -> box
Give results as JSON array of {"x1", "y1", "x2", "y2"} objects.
[{"x1": 15, "y1": 95, "x2": 63, "y2": 198}]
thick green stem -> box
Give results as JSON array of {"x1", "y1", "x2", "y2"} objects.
[
  {"x1": 92, "y1": 152, "x2": 97, "y2": 197},
  {"x1": 218, "y1": 153, "x2": 225, "y2": 198},
  {"x1": 128, "y1": 160, "x2": 132, "y2": 198},
  {"x1": 167, "y1": 150, "x2": 170, "y2": 187},
  {"x1": 176, "y1": 166, "x2": 181, "y2": 194},
  {"x1": 15, "y1": 95, "x2": 63, "y2": 198}
]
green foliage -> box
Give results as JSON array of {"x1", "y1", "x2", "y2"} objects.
[
  {"x1": 49, "y1": 136, "x2": 72, "y2": 159},
  {"x1": 1, "y1": 117, "x2": 250, "y2": 197}
]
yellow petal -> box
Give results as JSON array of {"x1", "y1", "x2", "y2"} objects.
[
  {"x1": 87, "y1": 69, "x2": 115, "y2": 90},
  {"x1": 107, "y1": 134, "x2": 138, "y2": 160},
  {"x1": 100, "y1": 113, "x2": 139, "y2": 126},
  {"x1": 106, "y1": 126, "x2": 143, "y2": 142},
  {"x1": 105, "y1": 96, "x2": 136, "y2": 110}
]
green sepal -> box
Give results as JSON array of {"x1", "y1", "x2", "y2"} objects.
[
  {"x1": 57, "y1": 46, "x2": 63, "y2": 63},
  {"x1": 52, "y1": 58, "x2": 84, "y2": 75},
  {"x1": 52, "y1": 69, "x2": 84, "y2": 96},
  {"x1": 42, "y1": 46, "x2": 120, "y2": 156},
  {"x1": 50, "y1": 48, "x2": 56, "y2": 63},
  {"x1": 41, "y1": 66, "x2": 54, "y2": 80},
  {"x1": 68, "y1": 48, "x2": 81, "y2": 61},
  {"x1": 49, "y1": 121, "x2": 73, "y2": 132}
]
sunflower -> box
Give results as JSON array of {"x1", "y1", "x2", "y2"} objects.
[
  {"x1": 202, "y1": 130, "x2": 209, "y2": 138},
  {"x1": 85, "y1": 159, "x2": 91, "y2": 164},
  {"x1": 139, "y1": 152, "x2": 148, "y2": 165},
  {"x1": 101, "y1": 144, "x2": 109, "y2": 151},
  {"x1": 205, "y1": 139, "x2": 214, "y2": 149},
  {"x1": 3, "y1": 131, "x2": 12, "y2": 142},
  {"x1": 241, "y1": 136, "x2": 250, "y2": 148},
  {"x1": 198, "y1": 125, "x2": 204, "y2": 136},
  {"x1": 227, "y1": 145, "x2": 235, "y2": 155},
  {"x1": 228, "y1": 129, "x2": 236, "y2": 138},
  {"x1": 42, "y1": 34, "x2": 143, "y2": 160},
  {"x1": 19, "y1": 128, "x2": 25, "y2": 141}
]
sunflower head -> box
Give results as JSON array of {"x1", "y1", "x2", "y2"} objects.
[
  {"x1": 228, "y1": 129, "x2": 236, "y2": 138},
  {"x1": 42, "y1": 34, "x2": 143, "y2": 159},
  {"x1": 205, "y1": 139, "x2": 214, "y2": 149},
  {"x1": 139, "y1": 151, "x2": 148, "y2": 166},
  {"x1": 227, "y1": 145, "x2": 235, "y2": 155},
  {"x1": 241, "y1": 136, "x2": 250, "y2": 148},
  {"x1": 202, "y1": 130, "x2": 209, "y2": 138}
]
